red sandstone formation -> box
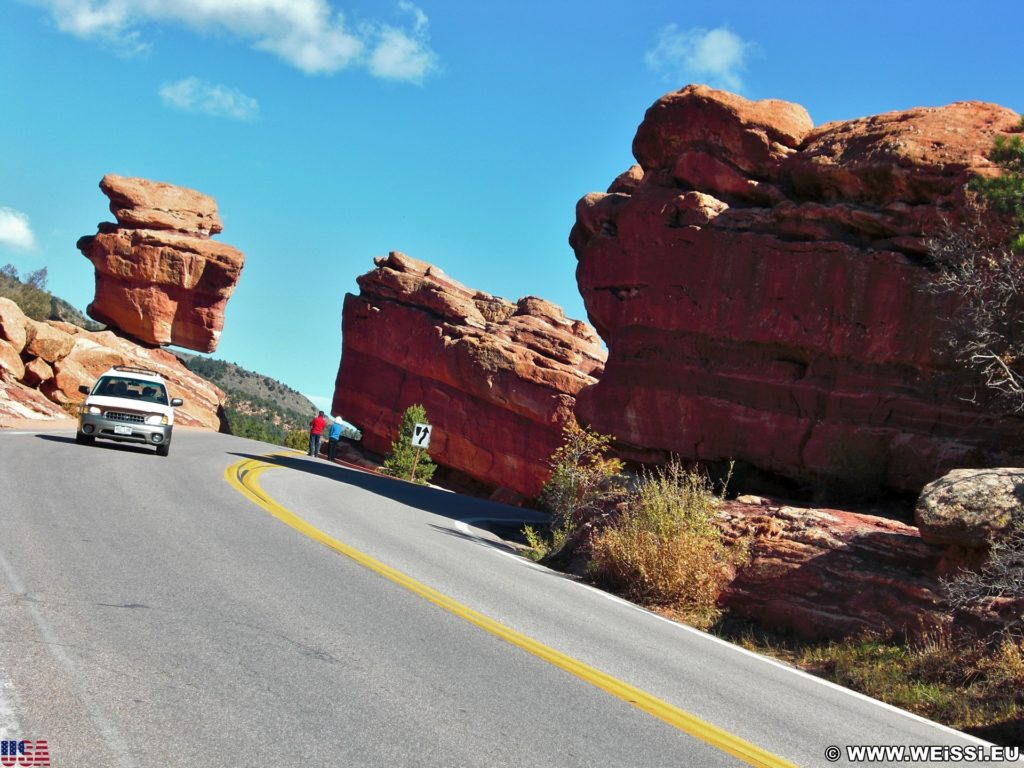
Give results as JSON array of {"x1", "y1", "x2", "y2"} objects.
[
  {"x1": 571, "y1": 85, "x2": 1024, "y2": 493},
  {"x1": 77, "y1": 174, "x2": 245, "y2": 353},
  {"x1": 332, "y1": 251, "x2": 606, "y2": 498},
  {"x1": 718, "y1": 498, "x2": 946, "y2": 639},
  {"x1": 0, "y1": 297, "x2": 224, "y2": 428}
]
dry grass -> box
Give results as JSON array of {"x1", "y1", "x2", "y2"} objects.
[
  {"x1": 588, "y1": 460, "x2": 745, "y2": 628},
  {"x1": 719, "y1": 621, "x2": 1024, "y2": 746}
]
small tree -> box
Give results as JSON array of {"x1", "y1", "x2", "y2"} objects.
[
  {"x1": 539, "y1": 421, "x2": 625, "y2": 530},
  {"x1": 927, "y1": 121, "x2": 1024, "y2": 410},
  {"x1": 382, "y1": 404, "x2": 436, "y2": 484}
]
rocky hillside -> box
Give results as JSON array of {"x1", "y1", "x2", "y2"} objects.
[
  {"x1": 0, "y1": 296, "x2": 225, "y2": 427},
  {"x1": 180, "y1": 354, "x2": 316, "y2": 444}
]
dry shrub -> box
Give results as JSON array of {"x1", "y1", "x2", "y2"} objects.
[{"x1": 589, "y1": 459, "x2": 744, "y2": 628}]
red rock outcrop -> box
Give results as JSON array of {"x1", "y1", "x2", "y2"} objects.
[
  {"x1": 0, "y1": 297, "x2": 224, "y2": 428},
  {"x1": 332, "y1": 252, "x2": 606, "y2": 498},
  {"x1": 718, "y1": 498, "x2": 946, "y2": 639},
  {"x1": 77, "y1": 174, "x2": 245, "y2": 353},
  {"x1": 571, "y1": 85, "x2": 1024, "y2": 493}
]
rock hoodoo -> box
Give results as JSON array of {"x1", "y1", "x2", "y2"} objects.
[
  {"x1": 570, "y1": 85, "x2": 1024, "y2": 493},
  {"x1": 333, "y1": 252, "x2": 606, "y2": 498},
  {"x1": 77, "y1": 174, "x2": 245, "y2": 353}
]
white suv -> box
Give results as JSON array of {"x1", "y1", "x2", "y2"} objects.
[{"x1": 77, "y1": 365, "x2": 183, "y2": 456}]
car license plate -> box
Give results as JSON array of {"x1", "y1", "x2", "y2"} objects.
[{"x1": 114, "y1": 425, "x2": 132, "y2": 435}]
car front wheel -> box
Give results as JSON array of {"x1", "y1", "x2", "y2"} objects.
[
  {"x1": 75, "y1": 432, "x2": 94, "y2": 445},
  {"x1": 155, "y1": 442, "x2": 170, "y2": 457}
]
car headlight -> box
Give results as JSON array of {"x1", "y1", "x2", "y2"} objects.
[
  {"x1": 82, "y1": 405, "x2": 102, "y2": 415},
  {"x1": 145, "y1": 414, "x2": 169, "y2": 425}
]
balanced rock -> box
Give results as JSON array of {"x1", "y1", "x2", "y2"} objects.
[
  {"x1": 333, "y1": 251, "x2": 606, "y2": 497},
  {"x1": 915, "y1": 468, "x2": 1024, "y2": 548},
  {"x1": 77, "y1": 174, "x2": 244, "y2": 353},
  {"x1": 571, "y1": 85, "x2": 1024, "y2": 493}
]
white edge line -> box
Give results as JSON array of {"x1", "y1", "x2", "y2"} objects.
[{"x1": 453, "y1": 517, "x2": 997, "y2": 750}]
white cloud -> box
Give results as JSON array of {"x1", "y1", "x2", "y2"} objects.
[
  {"x1": 0, "y1": 208, "x2": 37, "y2": 251},
  {"x1": 29, "y1": 0, "x2": 438, "y2": 82},
  {"x1": 645, "y1": 24, "x2": 753, "y2": 92},
  {"x1": 160, "y1": 77, "x2": 260, "y2": 120}
]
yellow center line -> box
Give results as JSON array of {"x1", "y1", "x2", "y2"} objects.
[{"x1": 224, "y1": 455, "x2": 797, "y2": 768}]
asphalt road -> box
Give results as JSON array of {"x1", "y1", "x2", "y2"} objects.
[{"x1": 0, "y1": 428, "x2": 1009, "y2": 767}]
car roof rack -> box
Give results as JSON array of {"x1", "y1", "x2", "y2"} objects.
[{"x1": 112, "y1": 365, "x2": 161, "y2": 376}]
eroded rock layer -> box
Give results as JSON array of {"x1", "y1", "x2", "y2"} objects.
[
  {"x1": 77, "y1": 174, "x2": 245, "y2": 353},
  {"x1": 571, "y1": 85, "x2": 1024, "y2": 493},
  {"x1": 332, "y1": 252, "x2": 606, "y2": 497}
]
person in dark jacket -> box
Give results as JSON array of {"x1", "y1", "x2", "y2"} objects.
[{"x1": 309, "y1": 411, "x2": 327, "y2": 457}]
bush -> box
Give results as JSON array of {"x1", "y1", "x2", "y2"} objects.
[
  {"x1": 589, "y1": 459, "x2": 743, "y2": 628},
  {"x1": 285, "y1": 429, "x2": 309, "y2": 452},
  {"x1": 381, "y1": 404, "x2": 436, "y2": 484},
  {"x1": 539, "y1": 421, "x2": 624, "y2": 530}
]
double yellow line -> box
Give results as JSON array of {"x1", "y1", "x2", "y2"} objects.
[{"x1": 225, "y1": 455, "x2": 796, "y2": 768}]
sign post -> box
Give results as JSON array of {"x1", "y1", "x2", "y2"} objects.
[{"x1": 409, "y1": 423, "x2": 432, "y2": 481}]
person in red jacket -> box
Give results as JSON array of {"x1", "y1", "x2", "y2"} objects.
[{"x1": 308, "y1": 411, "x2": 327, "y2": 457}]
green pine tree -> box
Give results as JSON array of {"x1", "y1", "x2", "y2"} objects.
[{"x1": 382, "y1": 404, "x2": 437, "y2": 484}]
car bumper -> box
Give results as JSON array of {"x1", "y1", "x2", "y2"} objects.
[{"x1": 79, "y1": 414, "x2": 173, "y2": 445}]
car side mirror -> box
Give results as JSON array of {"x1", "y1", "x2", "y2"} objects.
[
  {"x1": 171, "y1": 398, "x2": 183, "y2": 407},
  {"x1": 78, "y1": 385, "x2": 90, "y2": 395}
]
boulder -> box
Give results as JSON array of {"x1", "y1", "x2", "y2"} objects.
[
  {"x1": 0, "y1": 339, "x2": 25, "y2": 380},
  {"x1": 23, "y1": 319, "x2": 75, "y2": 363},
  {"x1": 21, "y1": 358, "x2": 53, "y2": 388},
  {"x1": 333, "y1": 251, "x2": 606, "y2": 497},
  {"x1": 77, "y1": 175, "x2": 245, "y2": 353},
  {"x1": 571, "y1": 84, "x2": 1024, "y2": 493},
  {"x1": 915, "y1": 468, "x2": 1024, "y2": 547},
  {"x1": 718, "y1": 500, "x2": 948, "y2": 639},
  {"x1": 0, "y1": 298, "x2": 27, "y2": 352}
]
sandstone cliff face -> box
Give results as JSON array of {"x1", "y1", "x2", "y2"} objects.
[
  {"x1": 333, "y1": 252, "x2": 606, "y2": 497},
  {"x1": 571, "y1": 85, "x2": 1024, "y2": 493},
  {"x1": 77, "y1": 175, "x2": 245, "y2": 353},
  {"x1": 0, "y1": 297, "x2": 224, "y2": 428}
]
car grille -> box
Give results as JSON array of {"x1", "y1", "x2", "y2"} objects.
[{"x1": 105, "y1": 411, "x2": 145, "y2": 424}]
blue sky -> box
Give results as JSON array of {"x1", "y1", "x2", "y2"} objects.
[{"x1": 2, "y1": 0, "x2": 1022, "y2": 412}]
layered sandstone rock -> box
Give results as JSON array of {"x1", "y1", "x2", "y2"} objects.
[
  {"x1": 0, "y1": 298, "x2": 224, "y2": 428},
  {"x1": 571, "y1": 85, "x2": 1024, "y2": 493},
  {"x1": 333, "y1": 251, "x2": 606, "y2": 497},
  {"x1": 718, "y1": 498, "x2": 946, "y2": 639},
  {"x1": 77, "y1": 174, "x2": 245, "y2": 353}
]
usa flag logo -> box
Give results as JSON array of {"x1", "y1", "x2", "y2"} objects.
[{"x1": 0, "y1": 740, "x2": 49, "y2": 766}]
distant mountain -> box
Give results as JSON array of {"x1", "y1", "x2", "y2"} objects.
[{"x1": 178, "y1": 354, "x2": 318, "y2": 446}]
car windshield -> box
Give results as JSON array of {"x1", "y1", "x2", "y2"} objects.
[{"x1": 93, "y1": 376, "x2": 168, "y2": 405}]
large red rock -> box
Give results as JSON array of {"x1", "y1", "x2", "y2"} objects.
[
  {"x1": 333, "y1": 252, "x2": 606, "y2": 497},
  {"x1": 77, "y1": 175, "x2": 244, "y2": 353},
  {"x1": 571, "y1": 85, "x2": 1024, "y2": 493}
]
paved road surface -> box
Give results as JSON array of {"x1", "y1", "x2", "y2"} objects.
[{"x1": 0, "y1": 428, "x2": 1007, "y2": 767}]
